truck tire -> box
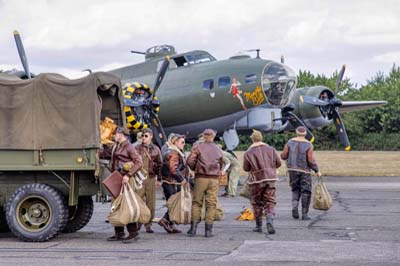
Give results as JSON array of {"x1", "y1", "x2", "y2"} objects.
[
  {"x1": 63, "y1": 196, "x2": 94, "y2": 233},
  {"x1": 6, "y1": 183, "x2": 69, "y2": 242}
]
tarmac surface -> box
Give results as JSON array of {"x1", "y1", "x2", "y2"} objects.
[{"x1": 1, "y1": 176, "x2": 400, "y2": 266}]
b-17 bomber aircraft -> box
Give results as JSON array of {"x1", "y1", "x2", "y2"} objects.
[{"x1": 109, "y1": 45, "x2": 387, "y2": 150}]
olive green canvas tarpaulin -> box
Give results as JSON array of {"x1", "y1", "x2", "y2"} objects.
[{"x1": 0, "y1": 72, "x2": 123, "y2": 150}]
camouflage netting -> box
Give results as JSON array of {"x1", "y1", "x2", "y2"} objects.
[{"x1": 0, "y1": 72, "x2": 124, "y2": 150}]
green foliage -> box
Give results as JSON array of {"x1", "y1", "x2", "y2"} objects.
[
  {"x1": 344, "y1": 66, "x2": 400, "y2": 133},
  {"x1": 297, "y1": 69, "x2": 354, "y2": 96}
]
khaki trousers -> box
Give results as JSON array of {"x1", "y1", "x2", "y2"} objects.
[
  {"x1": 136, "y1": 177, "x2": 156, "y2": 224},
  {"x1": 227, "y1": 166, "x2": 241, "y2": 196},
  {"x1": 192, "y1": 178, "x2": 219, "y2": 224}
]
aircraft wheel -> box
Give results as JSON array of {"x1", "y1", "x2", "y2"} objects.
[
  {"x1": 6, "y1": 183, "x2": 68, "y2": 242},
  {"x1": 62, "y1": 196, "x2": 94, "y2": 233}
]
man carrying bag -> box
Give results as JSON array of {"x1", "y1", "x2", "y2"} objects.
[
  {"x1": 280, "y1": 126, "x2": 322, "y2": 220},
  {"x1": 160, "y1": 134, "x2": 189, "y2": 233},
  {"x1": 135, "y1": 128, "x2": 163, "y2": 233},
  {"x1": 101, "y1": 127, "x2": 143, "y2": 243}
]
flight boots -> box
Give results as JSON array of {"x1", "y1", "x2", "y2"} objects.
[
  {"x1": 266, "y1": 214, "x2": 275, "y2": 234},
  {"x1": 292, "y1": 191, "x2": 301, "y2": 219},
  {"x1": 301, "y1": 192, "x2": 312, "y2": 220},
  {"x1": 107, "y1": 226, "x2": 125, "y2": 241},
  {"x1": 187, "y1": 221, "x2": 199, "y2": 237},
  {"x1": 170, "y1": 222, "x2": 182, "y2": 234},
  {"x1": 253, "y1": 218, "x2": 263, "y2": 233},
  {"x1": 205, "y1": 223, "x2": 214, "y2": 238},
  {"x1": 159, "y1": 218, "x2": 174, "y2": 233},
  {"x1": 122, "y1": 223, "x2": 140, "y2": 243}
]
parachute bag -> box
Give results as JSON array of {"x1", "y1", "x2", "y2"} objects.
[
  {"x1": 108, "y1": 183, "x2": 151, "y2": 226},
  {"x1": 313, "y1": 176, "x2": 333, "y2": 211},
  {"x1": 167, "y1": 186, "x2": 192, "y2": 225}
]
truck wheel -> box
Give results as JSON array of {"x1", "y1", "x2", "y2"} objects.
[
  {"x1": 63, "y1": 196, "x2": 94, "y2": 233},
  {"x1": 6, "y1": 183, "x2": 69, "y2": 242}
]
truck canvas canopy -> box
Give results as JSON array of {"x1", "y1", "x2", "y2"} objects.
[{"x1": 0, "y1": 72, "x2": 123, "y2": 150}]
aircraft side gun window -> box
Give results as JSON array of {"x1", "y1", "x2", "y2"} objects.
[
  {"x1": 245, "y1": 74, "x2": 257, "y2": 84},
  {"x1": 173, "y1": 56, "x2": 187, "y2": 67},
  {"x1": 202, "y1": 79, "x2": 214, "y2": 90},
  {"x1": 218, "y1": 76, "x2": 231, "y2": 88}
]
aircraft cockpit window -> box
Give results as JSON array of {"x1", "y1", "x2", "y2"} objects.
[
  {"x1": 218, "y1": 76, "x2": 231, "y2": 88},
  {"x1": 186, "y1": 53, "x2": 214, "y2": 65},
  {"x1": 245, "y1": 74, "x2": 257, "y2": 84},
  {"x1": 173, "y1": 56, "x2": 188, "y2": 67},
  {"x1": 202, "y1": 79, "x2": 214, "y2": 90},
  {"x1": 262, "y1": 62, "x2": 297, "y2": 106}
]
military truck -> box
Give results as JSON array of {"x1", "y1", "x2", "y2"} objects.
[{"x1": 0, "y1": 72, "x2": 124, "y2": 242}]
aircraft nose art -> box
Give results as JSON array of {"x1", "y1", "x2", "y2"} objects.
[{"x1": 262, "y1": 62, "x2": 297, "y2": 107}]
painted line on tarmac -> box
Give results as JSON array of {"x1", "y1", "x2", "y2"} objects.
[{"x1": 0, "y1": 247, "x2": 230, "y2": 256}]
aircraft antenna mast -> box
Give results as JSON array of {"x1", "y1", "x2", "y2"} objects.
[{"x1": 246, "y1": 49, "x2": 261, "y2": 59}]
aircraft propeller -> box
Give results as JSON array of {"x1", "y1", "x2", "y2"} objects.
[
  {"x1": 300, "y1": 65, "x2": 351, "y2": 150},
  {"x1": 13, "y1": 30, "x2": 31, "y2": 79},
  {"x1": 123, "y1": 56, "x2": 170, "y2": 147},
  {"x1": 280, "y1": 104, "x2": 315, "y2": 143}
]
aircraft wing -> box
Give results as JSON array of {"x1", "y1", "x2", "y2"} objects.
[{"x1": 339, "y1": 100, "x2": 387, "y2": 113}]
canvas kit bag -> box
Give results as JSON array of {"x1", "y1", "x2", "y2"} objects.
[
  {"x1": 108, "y1": 183, "x2": 151, "y2": 226},
  {"x1": 313, "y1": 176, "x2": 333, "y2": 211},
  {"x1": 167, "y1": 185, "x2": 192, "y2": 224}
]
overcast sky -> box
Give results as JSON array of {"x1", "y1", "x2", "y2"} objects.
[{"x1": 1, "y1": 0, "x2": 399, "y2": 86}]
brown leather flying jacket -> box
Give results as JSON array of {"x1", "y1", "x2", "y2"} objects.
[
  {"x1": 280, "y1": 137, "x2": 319, "y2": 173},
  {"x1": 135, "y1": 143, "x2": 162, "y2": 178},
  {"x1": 187, "y1": 141, "x2": 224, "y2": 179},
  {"x1": 102, "y1": 140, "x2": 143, "y2": 178},
  {"x1": 243, "y1": 142, "x2": 281, "y2": 184}
]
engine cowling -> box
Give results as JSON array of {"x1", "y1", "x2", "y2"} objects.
[{"x1": 290, "y1": 86, "x2": 334, "y2": 130}]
